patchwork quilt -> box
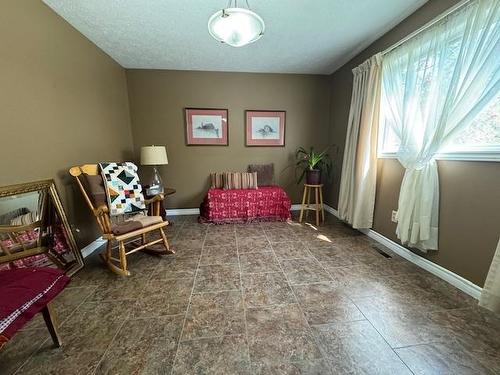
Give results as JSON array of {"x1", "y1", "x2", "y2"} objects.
[{"x1": 99, "y1": 162, "x2": 146, "y2": 216}]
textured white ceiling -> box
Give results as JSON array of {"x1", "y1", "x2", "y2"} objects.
[{"x1": 42, "y1": 0, "x2": 427, "y2": 74}]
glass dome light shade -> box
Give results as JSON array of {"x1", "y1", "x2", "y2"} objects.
[{"x1": 208, "y1": 7, "x2": 265, "y2": 47}]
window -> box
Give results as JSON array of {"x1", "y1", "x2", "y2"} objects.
[
  {"x1": 378, "y1": 3, "x2": 500, "y2": 162},
  {"x1": 379, "y1": 91, "x2": 500, "y2": 160}
]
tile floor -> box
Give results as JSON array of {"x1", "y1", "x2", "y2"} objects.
[{"x1": 1, "y1": 213, "x2": 500, "y2": 374}]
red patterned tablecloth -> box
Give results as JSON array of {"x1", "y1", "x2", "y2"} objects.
[
  {"x1": 0, "y1": 267, "x2": 70, "y2": 349},
  {"x1": 200, "y1": 186, "x2": 291, "y2": 224}
]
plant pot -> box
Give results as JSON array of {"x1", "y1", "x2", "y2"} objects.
[{"x1": 306, "y1": 169, "x2": 321, "y2": 185}]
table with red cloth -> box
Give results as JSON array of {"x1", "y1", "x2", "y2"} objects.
[
  {"x1": 0, "y1": 267, "x2": 70, "y2": 349},
  {"x1": 199, "y1": 186, "x2": 291, "y2": 223}
]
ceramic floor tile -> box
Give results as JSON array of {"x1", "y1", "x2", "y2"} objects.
[
  {"x1": 52, "y1": 300, "x2": 130, "y2": 353},
  {"x1": 239, "y1": 252, "x2": 281, "y2": 274},
  {"x1": 354, "y1": 296, "x2": 454, "y2": 348},
  {"x1": 250, "y1": 359, "x2": 333, "y2": 375},
  {"x1": 18, "y1": 347, "x2": 103, "y2": 375},
  {"x1": 0, "y1": 329, "x2": 50, "y2": 375},
  {"x1": 292, "y1": 283, "x2": 364, "y2": 324},
  {"x1": 172, "y1": 335, "x2": 251, "y2": 375},
  {"x1": 312, "y1": 320, "x2": 412, "y2": 374},
  {"x1": 248, "y1": 330, "x2": 322, "y2": 365},
  {"x1": 280, "y1": 258, "x2": 332, "y2": 285},
  {"x1": 242, "y1": 272, "x2": 296, "y2": 308},
  {"x1": 237, "y1": 236, "x2": 272, "y2": 253},
  {"x1": 193, "y1": 263, "x2": 241, "y2": 292},
  {"x1": 272, "y1": 241, "x2": 312, "y2": 259},
  {"x1": 182, "y1": 291, "x2": 245, "y2": 340},
  {"x1": 200, "y1": 244, "x2": 239, "y2": 265},
  {"x1": 396, "y1": 341, "x2": 496, "y2": 375},
  {"x1": 265, "y1": 229, "x2": 298, "y2": 243},
  {"x1": 235, "y1": 226, "x2": 265, "y2": 238},
  {"x1": 171, "y1": 238, "x2": 204, "y2": 250},
  {"x1": 152, "y1": 256, "x2": 199, "y2": 280},
  {"x1": 96, "y1": 315, "x2": 183, "y2": 374},
  {"x1": 246, "y1": 304, "x2": 310, "y2": 336},
  {"x1": 7, "y1": 214, "x2": 500, "y2": 375},
  {"x1": 132, "y1": 277, "x2": 193, "y2": 317},
  {"x1": 204, "y1": 232, "x2": 236, "y2": 247},
  {"x1": 22, "y1": 285, "x2": 96, "y2": 330},
  {"x1": 308, "y1": 246, "x2": 363, "y2": 268},
  {"x1": 427, "y1": 306, "x2": 500, "y2": 368}
]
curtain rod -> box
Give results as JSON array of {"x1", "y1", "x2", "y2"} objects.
[{"x1": 382, "y1": 0, "x2": 472, "y2": 55}]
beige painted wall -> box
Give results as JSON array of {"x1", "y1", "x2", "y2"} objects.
[
  {"x1": 0, "y1": 1, "x2": 134, "y2": 246},
  {"x1": 327, "y1": 0, "x2": 500, "y2": 286},
  {"x1": 126, "y1": 70, "x2": 331, "y2": 208}
]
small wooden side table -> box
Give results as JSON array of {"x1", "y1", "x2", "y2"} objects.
[
  {"x1": 145, "y1": 187, "x2": 176, "y2": 221},
  {"x1": 299, "y1": 184, "x2": 324, "y2": 226}
]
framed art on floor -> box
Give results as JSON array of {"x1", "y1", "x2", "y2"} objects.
[
  {"x1": 245, "y1": 110, "x2": 286, "y2": 147},
  {"x1": 185, "y1": 108, "x2": 229, "y2": 146}
]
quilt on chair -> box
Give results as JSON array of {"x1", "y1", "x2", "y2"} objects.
[{"x1": 99, "y1": 162, "x2": 146, "y2": 216}]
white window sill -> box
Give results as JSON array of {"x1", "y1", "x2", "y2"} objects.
[{"x1": 378, "y1": 151, "x2": 500, "y2": 162}]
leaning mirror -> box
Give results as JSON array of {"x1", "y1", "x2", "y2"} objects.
[{"x1": 0, "y1": 180, "x2": 83, "y2": 276}]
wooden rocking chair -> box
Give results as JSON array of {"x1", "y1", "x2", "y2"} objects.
[{"x1": 69, "y1": 164, "x2": 174, "y2": 276}]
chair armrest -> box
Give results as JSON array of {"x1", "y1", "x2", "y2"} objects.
[
  {"x1": 144, "y1": 194, "x2": 164, "y2": 206},
  {"x1": 93, "y1": 205, "x2": 109, "y2": 217}
]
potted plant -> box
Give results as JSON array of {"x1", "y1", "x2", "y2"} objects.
[{"x1": 295, "y1": 146, "x2": 332, "y2": 185}]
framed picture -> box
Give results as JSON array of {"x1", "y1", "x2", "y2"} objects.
[
  {"x1": 245, "y1": 110, "x2": 286, "y2": 147},
  {"x1": 185, "y1": 108, "x2": 228, "y2": 146}
]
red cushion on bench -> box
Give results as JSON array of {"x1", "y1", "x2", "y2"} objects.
[
  {"x1": 199, "y1": 186, "x2": 291, "y2": 223},
  {"x1": 0, "y1": 267, "x2": 70, "y2": 348}
]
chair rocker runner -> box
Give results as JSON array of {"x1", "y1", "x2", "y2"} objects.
[{"x1": 69, "y1": 164, "x2": 174, "y2": 276}]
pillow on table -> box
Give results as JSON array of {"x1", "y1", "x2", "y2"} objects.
[
  {"x1": 209, "y1": 172, "x2": 225, "y2": 189},
  {"x1": 248, "y1": 164, "x2": 274, "y2": 186},
  {"x1": 10, "y1": 211, "x2": 38, "y2": 226},
  {"x1": 223, "y1": 172, "x2": 258, "y2": 190}
]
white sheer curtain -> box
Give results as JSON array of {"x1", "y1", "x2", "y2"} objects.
[
  {"x1": 338, "y1": 54, "x2": 382, "y2": 229},
  {"x1": 380, "y1": 0, "x2": 500, "y2": 250},
  {"x1": 480, "y1": 237, "x2": 500, "y2": 313}
]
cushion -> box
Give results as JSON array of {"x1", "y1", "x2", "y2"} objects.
[
  {"x1": 223, "y1": 172, "x2": 258, "y2": 190},
  {"x1": 128, "y1": 214, "x2": 163, "y2": 227},
  {"x1": 210, "y1": 172, "x2": 224, "y2": 189},
  {"x1": 248, "y1": 164, "x2": 274, "y2": 186},
  {"x1": 111, "y1": 220, "x2": 142, "y2": 235},
  {"x1": 99, "y1": 162, "x2": 146, "y2": 216},
  {"x1": 110, "y1": 214, "x2": 163, "y2": 235},
  {"x1": 79, "y1": 174, "x2": 107, "y2": 207}
]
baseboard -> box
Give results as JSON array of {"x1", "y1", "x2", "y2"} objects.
[
  {"x1": 81, "y1": 237, "x2": 106, "y2": 258},
  {"x1": 166, "y1": 208, "x2": 200, "y2": 216},
  {"x1": 359, "y1": 228, "x2": 482, "y2": 299}
]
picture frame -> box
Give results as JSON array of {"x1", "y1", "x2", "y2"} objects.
[
  {"x1": 245, "y1": 110, "x2": 286, "y2": 147},
  {"x1": 185, "y1": 108, "x2": 229, "y2": 146}
]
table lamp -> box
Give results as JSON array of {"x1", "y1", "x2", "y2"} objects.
[{"x1": 140, "y1": 145, "x2": 168, "y2": 195}]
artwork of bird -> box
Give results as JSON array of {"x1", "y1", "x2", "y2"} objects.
[
  {"x1": 257, "y1": 125, "x2": 275, "y2": 137},
  {"x1": 197, "y1": 122, "x2": 219, "y2": 137}
]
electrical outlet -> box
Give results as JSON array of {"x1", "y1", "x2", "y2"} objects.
[{"x1": 391, "y1": 210, "x2": 398, "y2": 223}]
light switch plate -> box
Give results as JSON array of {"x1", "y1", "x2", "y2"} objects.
[{"x1": 391, "y1": 210, "x2": 398, "y2": 223}]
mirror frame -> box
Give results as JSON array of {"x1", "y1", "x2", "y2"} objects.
[{"x1": 0, "y1": 179, "x2": 84, "y2": 276}]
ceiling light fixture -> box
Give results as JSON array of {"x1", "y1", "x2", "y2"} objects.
[{"x1": 208, "y1": 0, "x2": 265, "y2": 47}]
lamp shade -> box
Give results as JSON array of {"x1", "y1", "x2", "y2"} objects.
[
  {"x1": 140, "y1": 145, "x2": 168, "y2": 165},
  {"x1": 208, "y1": 8, "x2": 265, "y2": 47}
]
